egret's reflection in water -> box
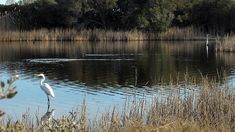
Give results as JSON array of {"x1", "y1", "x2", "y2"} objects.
[
  {"x1": 0, "y1": 110, "x2": 5, "y2": 119},
  {"x1": 40, "y1": 105, "x2": 55, "y2": 126}
]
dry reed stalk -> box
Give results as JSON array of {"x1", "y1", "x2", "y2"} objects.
[
  {"x1": 0, "y1": 27, "x2": 207, "y2": 42},
  {"x1": 158, "y1": 27, "x2": 203, "y2": 41},
  {"x1": 216, "y1": 34, "x2": 235, "y2": 52}
]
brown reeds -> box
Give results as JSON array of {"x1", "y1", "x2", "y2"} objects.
[
  {"x1": 216, "y1": 34, "x2": 235, "y2": 52},
  {"x1": 0, "y1": 77, "x2": 234, "y2": 131},
  {"x1": 158, "y1": 27, "x2": 205, "y2": 41},
  {"x1": 0, "y1": 27, "x2": 206, "y2": 42}
]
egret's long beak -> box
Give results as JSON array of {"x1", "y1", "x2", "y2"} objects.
[{"x1": 34, "y1": 74, "x2": 41, "y2": 77}]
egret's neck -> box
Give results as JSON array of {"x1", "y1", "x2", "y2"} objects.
[
  {"x1": 206, "y1": 35, "x2": 209, "y2": 44},
  {"x1": 41, "y1": 76, "x2": 45, "y2": 85}
]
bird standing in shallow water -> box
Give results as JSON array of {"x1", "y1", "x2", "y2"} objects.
[
  {"x1": 206, "y1": 34, "x2": 209, "y2": 46},
  {"x1": 36, "y1": 74, "x2": 55, "y2": 108}
]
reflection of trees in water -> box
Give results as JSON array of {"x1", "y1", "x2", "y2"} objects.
[
  {"x1": 40, "y1": 105, "x2": 55, "y2": 126},
  {"x1": 23, "y1": 60, "x2": 137, "y2": 86},
  {"x1": 0, "y1": 41, "x2": 144, "y2": 62},
  {"x1": 0, "y1": 41, "x2": 234, "y2": 87},
  {"x1": 216, "y1": 52, "x2": 235, "y2": 66},
  {"x1": 136, "y1": 41, "x2": 230, "y2": 84}
]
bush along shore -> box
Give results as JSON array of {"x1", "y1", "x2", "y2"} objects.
[
  {"x1": 0, "y1": 27, "x2": 209, "y2": 42},
  {"x1": 0, "y1": 77, "x2": 234, "y2": 131}
]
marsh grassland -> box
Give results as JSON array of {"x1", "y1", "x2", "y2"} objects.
[
  {"x1": 216, "y1": 35, "x2": 235, "y2": 52},
  {"x1": 0, "y1": 76, "x2": 234, "y2": 132},
  {"x1": 0, "y1": 27, "x2": 207, "y2": 42}
]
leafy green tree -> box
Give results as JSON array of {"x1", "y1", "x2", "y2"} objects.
[
  {"x1": 229, "y1": 3, "x2": 235, "y2": 33},
  {"x1": 192, "y1": 0, "x2": 233, "y2": 34},
  {"x1": 3, "y1": 0, "x2": 235, "y2": 34},
  {"x1": 172, "y1": 0, "x2": 199, "y2": 27},
  {"x1": 116, "y1": 0, "x2": 147, "y2": 30},
  {"x1": 146, "y1": 0, "x2": 174, "y2": 31},
  {"x1": 17, "y1": 0, "x2": 83, "y2": 28},
  {"x1": 84, "y1": 0, "x2": 118, "y2": 29}
]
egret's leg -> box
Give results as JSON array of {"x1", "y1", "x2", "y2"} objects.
[
  {"x1": 47, "y1": 103, "x2": 50, "y2": 112},
  {"x1": 47, "y1": 96, "x2": 50, "y2": 109}
]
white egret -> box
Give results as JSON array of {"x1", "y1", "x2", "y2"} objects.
[
  {"x1": 206, "y1": 34, "x2": 209, "y2": 46},
  {"x1": 36, "y1": 74, "x2": 55, "y2": 106}
]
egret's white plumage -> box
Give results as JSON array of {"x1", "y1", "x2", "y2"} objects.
[
  {"x1": 36, "y1": 74, "x2": 55, "y2": 105},
  {"x1": 41, "y1": 82, "x2": 55, "y2": 98},
  {"x1": 206, "y1": 34, "x2": 209, "y2": 46}
]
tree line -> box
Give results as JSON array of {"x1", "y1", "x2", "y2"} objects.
[{"x1": 1, "y1": 0, "x2": 235, "y2": 34}]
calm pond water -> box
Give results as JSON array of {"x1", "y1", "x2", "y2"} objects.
[{"x1": 0, "y1": 41, "x2": 235, "y2": 119}]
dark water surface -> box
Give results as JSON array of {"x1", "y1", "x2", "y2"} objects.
[{"x1": 0, "y1": 41, "x2": 234, "y2": 119}]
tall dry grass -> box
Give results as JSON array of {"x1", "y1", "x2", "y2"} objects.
[
  {"x1": 158, "y1": 27, "x2": 206, "y2": 41},
  {"x1": 0, "y1": 76, "x2": 234, "y2": 131},
  {"x1": 0, "y1": 27, "x2": 207, "y2": 41},
  {"x1": 0, "y1": 29, "x2": 147, "y2": 41},
  {"x1": 216, "y1": 35, "x2": 235, "y2": 52}
]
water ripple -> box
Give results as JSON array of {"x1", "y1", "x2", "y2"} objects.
[{"x1": 25, "y1": 58, "x2": 135, "y2": 64}]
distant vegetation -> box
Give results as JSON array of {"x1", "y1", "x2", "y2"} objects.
[
  {"x1": 0, "y1": 27, "x2": 207, "y2": 41},
  {"x1": 0, "y1": 0, "x2": 235, "y2": 35},
  {"x1": 1, "y1": 0, "x2": 235, "y2": 52}
]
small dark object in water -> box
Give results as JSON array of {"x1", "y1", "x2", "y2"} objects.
[
  {"x1": 0, "y1": 110, "x2": 5, "y2": 117},
  {"x1": 0, "y1": 81, "x2": 5, "y2": 88},
  {"x1": 6, "y1": 88, "x2": 18, "y2": 99},
  {"x1": 6, "y1": 91, "x2": 18, "y2": 99}
]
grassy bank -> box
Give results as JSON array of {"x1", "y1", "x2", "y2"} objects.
[
  {"x1": 0, "y1": 27, "x2": 207, "y2": 42},
  {"x1": 216, "y1": 35, "x2": 235, "y2": 52},
  {"x1": 0, "y1": 77, "x2": 234, "y2": 131}
]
